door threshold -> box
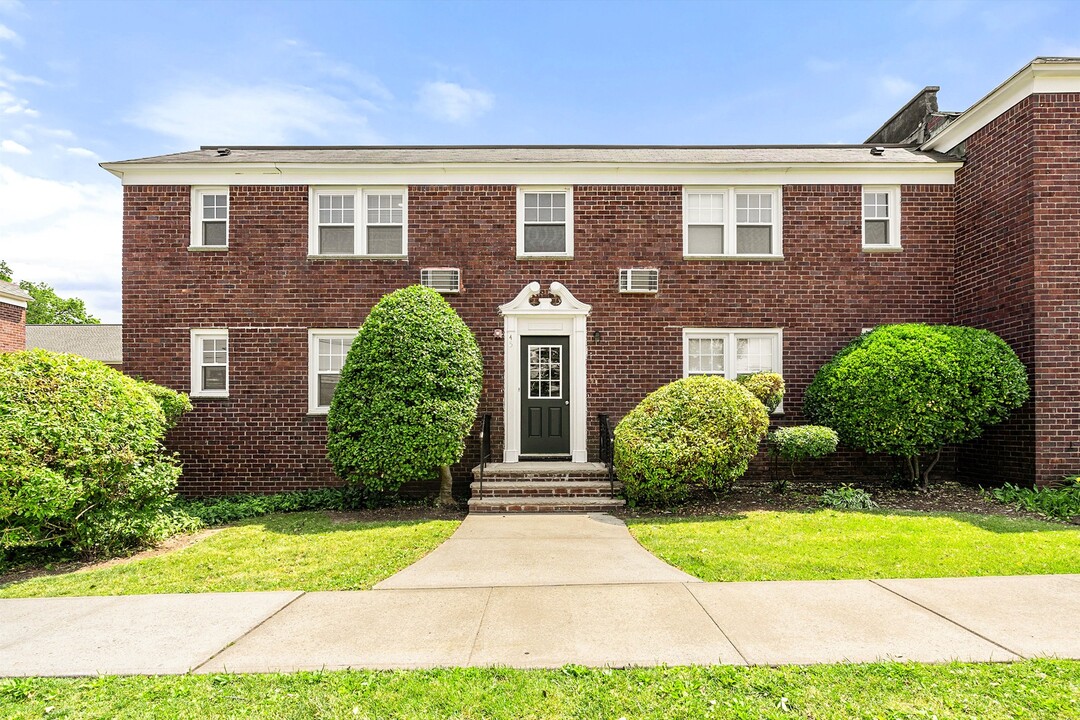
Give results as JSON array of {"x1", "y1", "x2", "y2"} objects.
[{"x1": 518, "y1": 455, "x2": 573, "y2": 462}]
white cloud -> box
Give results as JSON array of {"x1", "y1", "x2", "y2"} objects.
[
  {"x1": 279, "y1": 39, "x2": 393, "y2": 104},
  {"x1": 0, "y1": 164, "x2": 122, "y2": 322},
  {"x1": 0, "y1": 138, "x2": 28, "y2": 153},
  {"x1": 130, "y1": 83, "x2": 381, "y2": 147},
  {"x1": 65, "y1": 146, "x2": 98, "y2": 159},
  {"x1": 416, "y1": 81, "x2": 494, "y2": 123},
  {"x1": 0, "y1": 88, "x2": 36, "y2": 115},
  {"x1": 0, "y1": 23, "x2": 20, "y2": 45},
  {"x1": 880, "y1": 75, "x2": 918, "y2": 99}
]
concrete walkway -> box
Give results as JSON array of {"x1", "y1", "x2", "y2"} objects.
[{"x1": 1, "y1": 514, "x2": 1079, "y2": 676}]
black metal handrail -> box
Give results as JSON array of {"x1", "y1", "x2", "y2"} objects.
[
  {"x1": 598, "y1": 413, "x2": 615, "y2": 498},
  {"x1": 478, "y1": 413, "x2": 492, "y2": 497}
]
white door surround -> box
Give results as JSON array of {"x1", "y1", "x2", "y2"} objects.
[{"x1": 499, "y1": 281, "x2": 591, "y2": 463}]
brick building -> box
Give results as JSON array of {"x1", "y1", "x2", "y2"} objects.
[
  {"x1": 102, "y1": 58, "x2": 1080, "y2": 497},
  {"x1": 0, "y1": 280, "x2": 31, "y2": 353}
]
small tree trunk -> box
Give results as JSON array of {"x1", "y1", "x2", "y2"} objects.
[
  {"x1": 438, "y1": 465, "x2": 455, "y2": 507},
  {"x1": 921, "y1": 448, "x2": 943, "y2": 492}
]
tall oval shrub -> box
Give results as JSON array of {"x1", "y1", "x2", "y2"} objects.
[
  {"x1": 804, "y1": 324, "x2": 1028, "y2": 488},
  {"x1": 327, "y1": 286, "x2": 483, "y2": 504},
  {"x1": 614, "y1": 376, "x2": 770, "y2": 506},
  {"x1": 0, "y1": 350, "x2": 191, "y2": 557}
]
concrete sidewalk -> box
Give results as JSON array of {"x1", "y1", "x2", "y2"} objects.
[{"x1": 1, "y1": 514, "x2": 1078, "y2": 676}]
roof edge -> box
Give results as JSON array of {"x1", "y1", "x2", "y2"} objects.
[{"x1": 922, "y1": 57, "x2": 1080, "y2": 152}]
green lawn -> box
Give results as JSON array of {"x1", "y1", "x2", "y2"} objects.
[
  {"x1": 627, "y1": 509, "x2": 1080, "y2": 581},
  {"x1": 1, "y1": 661, "x2": 1076, "y2": 719},
  {"x1": 0, "y1": 512, "x2": 460, "y2": 598}
]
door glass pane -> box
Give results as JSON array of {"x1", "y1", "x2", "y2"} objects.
[{"x1": 528, "y1": 345, "x2": 563, "y2": 398}]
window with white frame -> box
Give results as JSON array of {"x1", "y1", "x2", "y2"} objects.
[
  {"x1": 862, "y1": 186, "x2": 900, "y2": 249},
  {"x1": 683, "y1": 328, "x2": 783, "y2": 401},
  {"x1": 683, "y1": 188, "x2": 782, "y2": 257},
  {"x1": 517, "y1": 187, "x2": 573, "y2": 257},
  {"x1": 190, "y1": 329, "x2": 229, "y2": 397},
  {"x1": 310, "y1": 189, "x2": 406, "y2": 256},
  {"x1": 308, "y1": 329, "x2": 358, "y2": 413},
  {"x1": 191, "y1": 188, "x2": 229, "y2": 248}
]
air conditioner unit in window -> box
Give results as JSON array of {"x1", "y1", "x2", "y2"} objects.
[
  {"x1": 619, "y1": 268, "x2": 659, "y2": 293},
  {"x1": 420, "y1": 267, "x2": 461, "y2": 293}
]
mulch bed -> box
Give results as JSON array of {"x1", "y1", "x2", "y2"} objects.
[{"x1": 616, "y1": 480, "x2": 1061, "y2": 522}]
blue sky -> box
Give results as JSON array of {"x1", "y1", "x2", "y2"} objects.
[{"x1": 1, "y1": 0, "x2": 1078, "y2": 322}]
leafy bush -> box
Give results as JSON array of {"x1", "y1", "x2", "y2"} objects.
[
  {"x1": 177, "y1": 487, "x2": 371, "y2": 526},
  {"x1": 767, "y1": 425, "x2": 839, "y2": 492},
  {"x1": 327, "y1": 286, "x2": 483, "y2": 504},
  {"x1": 805, "y1": 324, "x2": 1029, "y2": 489},
  {"x1": 0, "y1": 350, "x2": 191, "y2": 558},
  {"x1": 614, "y1": 376, "x2": 770, "y2": 506},
  {"x1": 984, "y1": 479, "x2": 1080, "y2": 521},
  {"x1": 737, "y1": 372, "x2": 785, "y2": 413},
  {"x1": 819, "y1": 484, "x2": 878, "y2": 510}
]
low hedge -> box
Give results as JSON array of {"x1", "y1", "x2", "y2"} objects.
[{"x1": 614, "y1": 376, "x2": 770, "y2": 506}]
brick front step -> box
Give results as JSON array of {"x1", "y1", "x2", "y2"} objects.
[
  {"x1": 470, "y1": 480, "x2": 621, "y2": 498},
  {"x1": 467, "y1": 496, "x2": 626, "y2": 513},
  {"x1": 472, "y1": 462, "x2": 610, "y2": 483}
]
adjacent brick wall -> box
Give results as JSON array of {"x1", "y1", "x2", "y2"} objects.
[
  {"x1": 1032, "y1": 93, "x2": 1080, "y2": 484},
  {"x1": 124, "y1": 182, "x2": 955, "y2": 496},
  {"x1": 954, "y1": 97, "x2": 1038, "y2": 486},
  {"x1": 955, "y1": 93, "x2": 1080, "y2": 487},
  {"x1": 0, "y1": 303, "x2": 26, "y2": 352}
]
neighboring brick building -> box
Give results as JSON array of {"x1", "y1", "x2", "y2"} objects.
[
  {"x1": 0, "y1": 280, "x2": 32, "y2": 352},
  {"x1": 102, "y1": 58, "x2": 1080, "y2": 496}
]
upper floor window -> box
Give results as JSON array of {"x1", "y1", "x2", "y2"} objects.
[
  {"x1": 191, "y1": 187, "x2": 228, "y2": 248},
  {"x1": 190, "y1": 329, "x2": 229, "y2": 398},
  {"x1": 862, "y1": 186, "x2": 901, "y2": 250},
  {"x1": 309, "y1": 188, "x2": 407, "y2": 257},
  {"x1": 308, "y1": 329, "x2": 358, "y2": 413},
  {"x1": 517, "y1": 187, "x2": 573, "y2": 258},
  {"x1": 683, "y1": 188, "x2": 782, "y2": 258}
]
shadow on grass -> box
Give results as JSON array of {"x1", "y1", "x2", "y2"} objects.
[{"x1": 627, "y1": 507, "x2": 1078, "y2": 535}]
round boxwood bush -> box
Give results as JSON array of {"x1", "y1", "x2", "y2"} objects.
[
  {"x1": 736, "y1": 372, "x2": 785, "y2": 413},
  {"x1": 0, "y1": 349, "x2": 192, "y2": 558},
  {"x1": 327, "y1": 286, "x2": 483, "y2": 504},
  {"x1": 805, "y1": 324, "x2": 1029, "y2": 488},
  {"x1": 614, "y1": 375, "x2": 770, "y2": 506}
]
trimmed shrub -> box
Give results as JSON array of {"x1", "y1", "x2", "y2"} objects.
[
  {"x1": 737, "y1": 372, "x2": 785, "y2": 414},
  {"x1": 327, "y1": 286, "x2": 483, "y2": 503},
  {"x1": 805, "y1": 324, "x2": 1029, "y2": 489},
  {"x1": 0, "y1": 350, "x2": 192, "y2": 558},
  {"x1": 767, "y1": 425, "x2": 839, "y2": 492},
  {"x1": 614, "y1": 376, "x2": 770, "y2": 506},
  {"x1": 819, "y1": 483, "x2": 878, "y2": 510}
]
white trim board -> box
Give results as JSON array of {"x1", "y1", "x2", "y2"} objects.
[{"x1": 100, "y1": 162, "x2": 959, "y2": 187}]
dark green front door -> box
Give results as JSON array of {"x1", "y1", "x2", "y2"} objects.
[{"x1": 521, "y1": 336, "x2": 570, "y2": 456}]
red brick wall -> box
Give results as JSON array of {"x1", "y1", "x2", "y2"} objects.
[
  {"x1": 123, "y1": 182, "x2": 955, "y2": 496},
  {"x1": 955, "y1": 93, "x2": 1080, "y2": 487},
  {"x1": 953, "y1": 97, "x2": 1038, "y2": 486},
  {"x1": 0, "y1": 303, "x2": 26, "y2": 352},
  {"x1": 1032, "y1": 93, "x2": 1080, "y2": 484}
]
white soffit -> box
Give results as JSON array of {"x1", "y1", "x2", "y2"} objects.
[
  {"x1": 922, "y1": 58, "x2": 1080, "y2": 153},
  {"x1": 100, "y1": 161, "x2": 959, "y2": 186}
]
